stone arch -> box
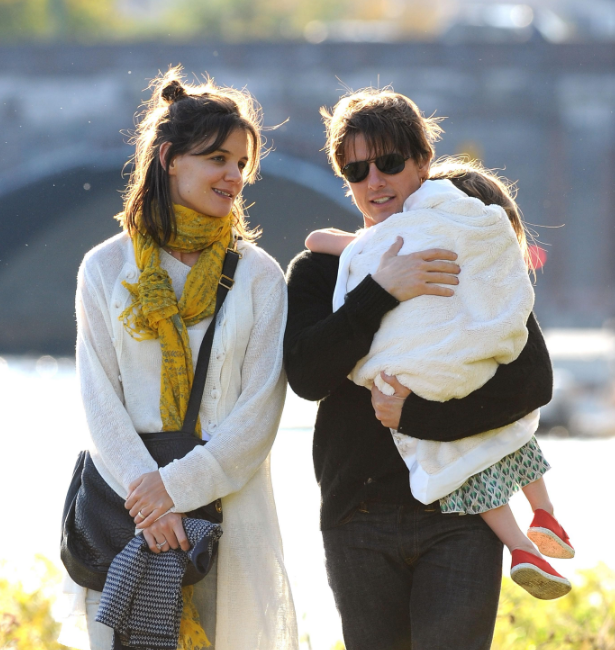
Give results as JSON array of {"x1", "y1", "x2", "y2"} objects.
[{"x1": 0, "y1": 150, "x2": 358, "y2": 354}]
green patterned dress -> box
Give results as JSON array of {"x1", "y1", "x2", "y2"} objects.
[{"x1": 439, "y1": 436, "x2": 550, "y2": 515}]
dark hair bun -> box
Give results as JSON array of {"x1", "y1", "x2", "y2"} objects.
[{"x1": 161, "y1": 80, "x2": 187, "y2": 104}]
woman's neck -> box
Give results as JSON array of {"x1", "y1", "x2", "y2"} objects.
[{"x1": 163, "y1": 248, "x2": 202, "y2": 268}]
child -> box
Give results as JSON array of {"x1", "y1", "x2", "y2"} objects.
[{"x1": 306, "y1": 158, "x2": 574, "y2": 600}]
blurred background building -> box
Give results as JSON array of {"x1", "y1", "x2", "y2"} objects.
[{"x1": 1, "y1": 0, "x2": 615, "y2": 356}]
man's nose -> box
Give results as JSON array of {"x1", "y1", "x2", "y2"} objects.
[{"x1": 366, "y1": 162, "x2": 385, "y2": 188}]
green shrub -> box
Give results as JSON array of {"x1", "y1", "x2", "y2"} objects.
[
  {"x1": 0, "y1": 557, "x2": 68, "y2": 650},
  {"x1": 1, "y1": 559, "x2": 614, "y2": 649},
  {"x1": 493, "y1": 563, "x2": 615, "y2": 649}
]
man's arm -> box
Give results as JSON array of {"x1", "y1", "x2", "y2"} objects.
[
  {"x1": 397, "y1": 312, "x2": 553, "y2": 441},
  {"x1": 284, "y1": 251, "x2": 399, "y2": 401}
]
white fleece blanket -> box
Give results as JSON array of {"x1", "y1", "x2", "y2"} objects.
[{"x1": 333, "y1": 179, "x2": 539, "y2": 503}]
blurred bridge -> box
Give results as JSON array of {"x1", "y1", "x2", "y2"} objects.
[{"x1": 0, "y1": 41, "x2": 614, "y2": 353}]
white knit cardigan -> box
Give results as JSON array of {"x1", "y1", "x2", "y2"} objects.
[
  {"x1": 59, "y1": 232, "x2": 298, "y2": 650},
  {"x1": 333, "y1": 179, "x2": 539, "y2": 504}
]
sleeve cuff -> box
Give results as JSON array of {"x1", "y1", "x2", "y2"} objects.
[
  {"x1": 397, "y1": 392, "x2": 471, "y2": 437},
  {"x1": 397, "y1": 393, "x2": 423, "y2": 435},
  {"x1": 343, "y1": 275, "x2": 400, "y2": 332}
]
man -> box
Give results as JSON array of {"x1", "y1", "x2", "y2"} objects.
[{"x1": 284, "y1": 89, "x2": 552, "y2": 649}]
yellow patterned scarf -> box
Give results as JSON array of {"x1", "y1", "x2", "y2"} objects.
[
  {"x1": 120, "y1": 204, "x2": 232, "y2": 435},
  {"x1": 119, "y1": 204, "x2": 232, "y2": 650}
]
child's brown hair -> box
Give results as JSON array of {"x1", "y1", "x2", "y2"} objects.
[{"x1": 429, "y1": 157, "x2": 529, "y2": 265}]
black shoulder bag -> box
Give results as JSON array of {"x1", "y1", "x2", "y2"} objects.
[{"x1": 61, "y1": 245, "x2": 240, "y2": 592}]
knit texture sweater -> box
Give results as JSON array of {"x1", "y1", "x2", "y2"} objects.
[
  {"x1": 284, "y1": 251, "x2": 553, "y2": 530},
  {"x1": 333, "y1": 179, "x2": 535, "y2": 400},
  {"x1": 61, "y1": 232, "x2": 298, "y2": 650}
]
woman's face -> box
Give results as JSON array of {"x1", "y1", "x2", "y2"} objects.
[
  {"x1": 166, "y1": 128, "x2": 249, "y2": 218},
  {"x1": 344, "y1": 133, "x2": 427, "y2": 228}
]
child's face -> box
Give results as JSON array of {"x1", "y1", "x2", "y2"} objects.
[{"x1": 344, "y1": 133, "x2": 425, "y2": 228}]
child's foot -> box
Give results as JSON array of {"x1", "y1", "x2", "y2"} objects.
[
  {"x1": 510, "y1": 549, "x2": 572, "y2": 600},
  {"x1": 527, "y1": 509, "x2": 575, "y2": 559}
]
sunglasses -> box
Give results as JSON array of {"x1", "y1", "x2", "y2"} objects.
[{"x1": 341, "y1": 153, "x2": 409, "y2": 184}]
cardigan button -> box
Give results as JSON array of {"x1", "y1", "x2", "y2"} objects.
[
  {"x1": 211, "y1": 389, "x2": 220, "y2": 400},
  {"x1": 126, "y1": 270, "x2": 137, "y2": 280}
]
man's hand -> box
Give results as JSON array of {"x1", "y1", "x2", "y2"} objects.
[
  {"x1": 372, "y1": 238, "x2": 460, "y2": 302},
  {"x1": 371, "y1": 372, "x2": 412, "y2": 429}
]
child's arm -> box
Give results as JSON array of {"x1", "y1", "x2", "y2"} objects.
[{"x1": 305, "y1": 228, "x2": 356, "y2": 256}]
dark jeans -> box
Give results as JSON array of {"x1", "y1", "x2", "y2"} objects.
[{"x1": 322, "y1": 503, "x2": 503, "y2": 650}]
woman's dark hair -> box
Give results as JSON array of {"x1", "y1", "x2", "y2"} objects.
[
  {"x1": 119, "y1": 66, "x2": 262, "y2": 245},
  {"x1": 430, "y1": 157, "x2": 529, "y2": 265},
  {"x1": 321, "y1": 88, "x2": 444, "y2": 178}
]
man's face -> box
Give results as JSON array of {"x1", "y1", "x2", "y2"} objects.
[{"x1": 344, "y1": 133, "x2": 426, "y2": 228}]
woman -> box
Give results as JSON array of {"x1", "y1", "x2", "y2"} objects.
[
  {"x1": 59, "y1": 68, "x2": 297, "y2": 650},
  {"x1": 284, "y1": 89, "x2": 553, "y2": 649}
]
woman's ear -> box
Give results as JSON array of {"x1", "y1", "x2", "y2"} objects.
[{"x1": 159, "y1": 142, "x2": 173, "y2": 173}]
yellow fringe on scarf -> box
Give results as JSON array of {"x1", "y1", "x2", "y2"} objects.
[
  {"x1": 120, "y1": 204, "x2": 233, "y2": 434},
  {"x1": 178, "y1": 586, "x2": 212, "y2": 649},
  {"x1": 119, "y1": 204, "x2": 232, "y2": 648}
]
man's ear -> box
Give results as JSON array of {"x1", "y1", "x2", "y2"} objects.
[
  {"x1": 159, "y1": 142, "x2": 173, "y2": 173},
  {"x1": 421, "y1": 153, "x2": 433, "y2": 169},
  {"x1": 344, "y1": 184, "x2": 358, "y2": 207},
  {"x1": 418, "y1": 153, "x2": 433, "y2": 182}
]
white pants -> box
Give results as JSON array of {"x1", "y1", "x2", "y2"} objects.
[{"x1": 85, "y1": 556, "x2": 218, "y2": 650}]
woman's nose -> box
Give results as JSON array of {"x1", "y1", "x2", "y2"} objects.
[{"x1": 225, "y1": 164, "x2": 243, "y2": 183}]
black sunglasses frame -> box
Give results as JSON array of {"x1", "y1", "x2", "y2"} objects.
[{"x1": 341, "y1": 153, "x2": 409, "y2": 184}]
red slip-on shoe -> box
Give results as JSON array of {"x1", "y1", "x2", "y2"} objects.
[
  {"x1": 527, "y1": 509, "x2": 575, "y2": 559},
  {"x1": 510, "y1": 549, "x2": 572, "y2": 600}
]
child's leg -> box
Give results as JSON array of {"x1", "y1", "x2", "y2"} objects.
[
  {"x1": 523, "y1": 476, "x2": 574, "y2": 558},
  {"x1": 479, "y1": 504, "x2": 539, "y2": 555},
  {"x1": 523, "y1": 478, "x2": 575, "y2": 559},
  {"x1": 480, "y1": 504, "x2": 572, "y2": 600},
  {"x1": 522, "y1": 477, "x2": 554, "y2": 514}
]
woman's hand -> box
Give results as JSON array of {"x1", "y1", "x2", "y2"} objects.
[
  {"x1": 371, "y1": 372, "x2": 412, "y2": 429},
  {"x1": 125, "y1": 470, "x2": 175, "y2": 528},
  {"x1": 141, "y1": 512, "x2": 191, "y2": 554},
  {"x1": 372, "y1": 237, "x2": 460, "y2": 302}
]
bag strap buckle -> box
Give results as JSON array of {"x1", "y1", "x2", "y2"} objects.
[{"x1": 227, "y1": 236, "x2": 243, "y2": 259}]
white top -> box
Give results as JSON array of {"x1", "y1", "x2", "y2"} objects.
[
  {"x1": 59, "y1": 232, "x2": 298, "y2": 650},
  {"x1": 333, "y1": 179, "x2": 539, "y2": 503}
]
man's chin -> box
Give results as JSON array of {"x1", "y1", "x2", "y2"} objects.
[{"x1": 370, "y1": 209, "x2": 398, "y2": 225}]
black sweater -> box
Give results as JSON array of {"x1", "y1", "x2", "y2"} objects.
[{"x1": 284, "y1": 251, "x2": 553, "y2": 530}]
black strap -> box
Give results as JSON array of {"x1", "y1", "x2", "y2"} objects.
[{"x1": 181, "y1": 245, "x2": 241, "y2": 435}]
